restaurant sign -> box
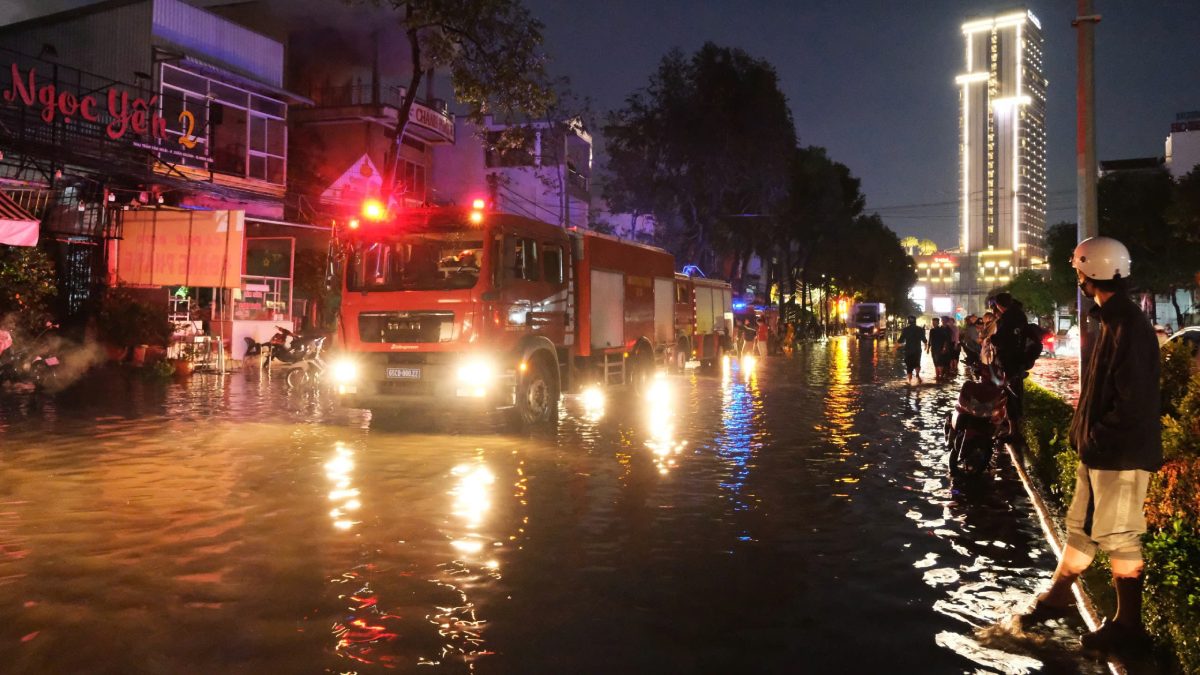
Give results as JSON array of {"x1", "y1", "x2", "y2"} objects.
[{"x1": 3, "y1": 63, "x2": 202, "y2": 150}]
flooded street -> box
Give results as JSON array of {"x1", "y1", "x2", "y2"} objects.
[{"x1": 0, "y1": 338, "x2": 1107, "y2": 674}]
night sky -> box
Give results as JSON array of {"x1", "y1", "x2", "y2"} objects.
[{"x1": 5, "y1": 0, "x2": 1199, "y2": 248}]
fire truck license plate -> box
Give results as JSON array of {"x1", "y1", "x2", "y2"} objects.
[{"x1": 386, "y1": 367, "x2": 421, "y2": 380}]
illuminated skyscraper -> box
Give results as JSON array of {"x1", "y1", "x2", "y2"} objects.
[{"x1": 958, "y1": 9, "x2": 1046, "y2": 268}]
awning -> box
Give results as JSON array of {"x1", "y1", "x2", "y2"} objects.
[{"x1": 0, "y1": 192, "x2": 39, "y2": 247}]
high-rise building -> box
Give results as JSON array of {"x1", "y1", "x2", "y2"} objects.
[{"x1": 958, "y1": 9, "x2": 1047, "y2": 268}]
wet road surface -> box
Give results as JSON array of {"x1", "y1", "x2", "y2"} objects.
[{"x1": 0, "y1": 338, "x2": 1111, "y2": 673}]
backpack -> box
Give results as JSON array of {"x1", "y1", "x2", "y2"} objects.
[{"x1": 1020, "y1": 323, "x2": 1047, "y2": 370}]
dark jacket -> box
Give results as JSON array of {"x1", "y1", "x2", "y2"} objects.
[
  {"x1": 990, "y1": 301, "x2": 1029, "y2": 375},
  {"x1": 1069, "y1": 292, "x2": 1163, "y2": 471},
  {"x1": 898, "y1": 325, "x2": 926, "y2": 355}
]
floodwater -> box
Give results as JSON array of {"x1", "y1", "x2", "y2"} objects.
[{"x1": 0, "y1": 339, "x2": 1110, "y2": 674}]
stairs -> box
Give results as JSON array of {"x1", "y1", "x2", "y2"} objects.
[{"x1": 603, "y1": 351, "x2": 625, "y2": 386}]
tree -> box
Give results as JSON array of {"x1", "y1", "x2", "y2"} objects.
[
  {"x1": 1004, "y1": 269, "x2": 1056, "y2": 321},
  {"x1": 604, "y1": 43, "x2": 796, "y2": 273},
  {"x1": 1044, "y1": 221, "x2": 1078, "y2": 309},
  {"x1": 918, "y1": 239, "x2": 938, "y2": 256},
  {"x1": 777, "y1": 146, "x2": 864, "y2": 318},
  {"x1": 369, "y1": 0, "x2": 556, "y2": 199},
  {"x1": 818, "y1": 214, "x2": 916, "y2": 314},
  {"x1": 1098, "y1": 169, "x2": 1196, "y2": 326},
  {"x1": 0, "y1": 245, "x2": 57, "y2": 334}
]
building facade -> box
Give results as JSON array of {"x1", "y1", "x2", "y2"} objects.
[
  {"x1": 1166, "y1": 110, "x2": 1200, "y2": 180},
  {"x1": 433, "y1": 116, "x2": 592, "y2": 229},
  {"x1": 0, "y1": 0, "x2": 310, "y2": 320},
  {"x1": 958, "y1": 8, "x2": 1047, "y2": 268}
]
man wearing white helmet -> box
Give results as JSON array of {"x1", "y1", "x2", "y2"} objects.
[{"x1": 1016, "y1": 236, "x2": 1162, "y2": 656}]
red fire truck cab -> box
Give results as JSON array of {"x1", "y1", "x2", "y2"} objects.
[
  {"x1": 672, "y1": 273, "x2": 733, "y2": 369},
  {"x1": 329, "y1": 205, "x2": 676, "y2": 423}
]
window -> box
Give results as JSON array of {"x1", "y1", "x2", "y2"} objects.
[
  {"x1": 347, "y1": 234, "x2": 483, "y2": 291},
  {"x1": 504, "y1": 237, "x2": 539, "y2": 282},
  {"x1": 211, "y1": 103, "x2": 248, "y2": 175},
  {"x1": 158, "y1": 63, "x2": 287, "y2": 184},
  {"x1": 542, "y1": 245, "x2": 563, "y2": 285}
]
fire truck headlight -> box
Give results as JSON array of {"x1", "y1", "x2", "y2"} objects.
[
  {"x1": 456, "y1": 358, "x2": 495, "y2": 385},
  {"x1": 331, "y1": 358, "x2": 359, "y2": 384}
]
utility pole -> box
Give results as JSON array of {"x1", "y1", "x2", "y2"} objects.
[{"x1": 1074, "y1": 0, "x2": 1101, "y2": 370}]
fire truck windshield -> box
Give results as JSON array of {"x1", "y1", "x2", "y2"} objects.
[{"x1": 347, "y1": 233, "x2": 484, "y2": 291}]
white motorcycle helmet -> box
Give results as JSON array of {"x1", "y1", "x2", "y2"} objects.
[{"x1": 1071, "y1": 236, "x2": 1131, "y2": 281}]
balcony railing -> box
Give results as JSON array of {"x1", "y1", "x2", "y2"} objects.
[{"x1": 308, "y1": 83, "x2": 450, "y2": 115}]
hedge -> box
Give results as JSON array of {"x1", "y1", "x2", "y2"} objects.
[{"x1": 1019, "y1": 352, "x2": 1200, "y2": 672}]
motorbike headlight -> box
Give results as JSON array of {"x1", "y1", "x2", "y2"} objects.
[
  {"x1": 331, "y1": 358, "x2": 359, "y2": 384},
  {"x1": 456, "y1": 358, "x2": 495, "y2": 385}
]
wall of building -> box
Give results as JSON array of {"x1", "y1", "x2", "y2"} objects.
[
  {"x1": 1167, "y1": 129, "x2": 1200, "y2": 179},
  {"x1": 431, "y1": 118, "x2": 590, "y2": 227},
  {"x1": 151, "y1": 0, "x2": 282, "y2": 86},
  {"x1": 0, "y1": 2, "x2": 153, "y2": 87}
]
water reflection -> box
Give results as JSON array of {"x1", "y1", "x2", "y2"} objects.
[
  {"x1": 449, "y1": 461, "x2": 496, "y2": 556},
  {"x1": 643, "y1": 374, "x2": 686, "y2": 475},
  {"x1": 716, "y1": 355, "x2": 765, "y2": 530},
  {"x1": 326, "y1": 442, "x2": 360, "y2": 531}
]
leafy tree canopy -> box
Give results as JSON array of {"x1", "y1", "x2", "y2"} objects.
[
  {"x1": 1003, "y1": 269, "x2": 1056, "y2": 321},
  {"x1": 603, "y1": 43, "x2": 796, "y2": 269},
  {"x1": 1044, "y1": 221, "x2": 1078, "y2": 308},
  {"x1": 368, "y1": 0, "x2": 556, "y2": 191}
]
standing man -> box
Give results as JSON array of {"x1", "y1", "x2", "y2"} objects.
[
  {"x1": 1016, "y1": 237, "x2": 1162, "y2": 655},
  {"x1": 898, "y1": 316, "x2": 926, "y2": 384},
  {"x1": 986, "y1": 292, "x2": 1029, "y2": 439},
  {"x1": 960, "y1": 315, "x2": 982, "y2": 370},
  {"x1": 927, "y1": 317, "x2": 951, "y2": 382}
]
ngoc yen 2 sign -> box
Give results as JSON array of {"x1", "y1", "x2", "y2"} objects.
[{"x1": 3, "y1": 63, "x2": 202, "y2": 149}]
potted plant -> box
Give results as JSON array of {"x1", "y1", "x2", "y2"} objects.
[
  {"x1": 96, "y1": 287, "x2": 172, "y2": 363},
  {"x1": 169, "y1": 345, "x2": 195, "y2": 377}
]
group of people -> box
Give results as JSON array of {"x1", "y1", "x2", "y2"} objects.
[
  {"x1": 733, "y1": 316, "x2": 771, "y2": 357},
  {"x1": 897, "y1": 298, "x2": 1024, "y2": 385}
]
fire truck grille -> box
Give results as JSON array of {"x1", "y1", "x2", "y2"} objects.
[
  {"x1": 378, "y1": 380, "x2": 435, "y2": 396},
  {"x1": 359, "y1": 311, "x2": 454, "y2": 343}
]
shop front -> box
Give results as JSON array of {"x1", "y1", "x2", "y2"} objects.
[{"x1": 112, "y1": 207, "x2": 298, "y2": 365}]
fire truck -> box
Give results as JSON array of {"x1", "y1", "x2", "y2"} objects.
[
  {"x1": 328, "y1": 202, "x2": 676, "y2": 424},
  {"x1": 672, "y1": 273, "x2": 733, "y2": 369}
]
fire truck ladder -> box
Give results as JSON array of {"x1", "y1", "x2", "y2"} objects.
[{"x1": 603, "y1": 351, "x2": 625, "y2": 386}]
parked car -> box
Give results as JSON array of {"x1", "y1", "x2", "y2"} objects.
[{"x1": 1165, "y1": 327, "x2": 1200, "y2": 366}]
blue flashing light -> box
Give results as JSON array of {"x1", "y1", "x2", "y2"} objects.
[
  {"x1": 681, "y1": 264, "x2": 707, "y2": 278},
  {"x1": 732, "y1": 301, "x2": 748, "y2": 311}
]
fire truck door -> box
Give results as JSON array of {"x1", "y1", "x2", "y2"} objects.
[{"x1": 498, "y1": 234, "x2": 565, "y2": 341}]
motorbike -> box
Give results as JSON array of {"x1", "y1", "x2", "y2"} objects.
[
  {"x1": 245, "y1": 326, "x2": 327, "y2": 388},
  {"x1": 0, "y1": 322, "x2": 61, "y2": 391},
  {"x1": 944, "y1": 362, "x2": 1011, "y2": 477},
  {"x1": 1042, "y1": 331, "x2": 1057, "y2": 358}
]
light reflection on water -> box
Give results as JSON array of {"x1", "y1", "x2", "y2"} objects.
[{"x1": 0, "y1": 351, "x2": 1108, "y2": 673}]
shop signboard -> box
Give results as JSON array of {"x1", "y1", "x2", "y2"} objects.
[
  {"x1": 115, "y1": 210, "x2": 244, "y2": 288},
  {"x1": 2, "y1": 61, "x2": 204, "y2": 155}
]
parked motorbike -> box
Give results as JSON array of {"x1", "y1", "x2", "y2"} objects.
[
  {"x1": 944, "y1": 362, "x2": 1011, "y2": 477},
  {"x1": 245, "y1": 326, "x2": 327, "y2": 388},
  {"x1": 0, "y1": 322, "x2": 61, "y2": 391}
]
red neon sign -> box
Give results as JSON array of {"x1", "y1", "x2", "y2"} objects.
[{"x1": 2, "y1": 63, "x2": 197, "y2": 147}]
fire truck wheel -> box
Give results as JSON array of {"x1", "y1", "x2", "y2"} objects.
[{"x1": 516, "y1": 358, "x2": 558, "y2": 425}]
